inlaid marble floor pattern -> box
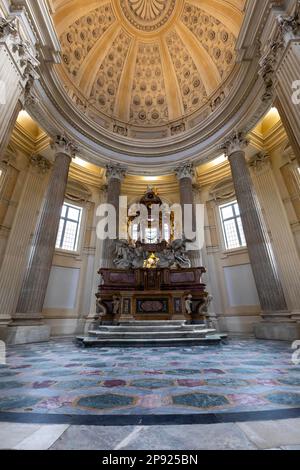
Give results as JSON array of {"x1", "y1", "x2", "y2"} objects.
[{"x1": 0, "y1": 339, "x2": 299, "y2": 416}]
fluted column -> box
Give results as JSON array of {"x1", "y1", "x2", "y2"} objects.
[
  {"x1": 175, "y1": 163, "x2": 201, "y2": 267},
  {"x1": 0, "y1": 156, "x2": 50, "y2": 334},
  {"x1": 0, "y1": 17, "x2": 39, "y2": 157},
  {"x1": 175, "y1": 163, "x2": 195, "y2": 233},
  {"x1": 82, "y1": 186, "x2": 108, "y2": 332},
  {"x1": 15, "y1": 136, "x2": 77, "y2": 328},
  {"x1": 275, "y1": 4, "x2": 300, "y2": 164},
  {"x1": 250, "y1": 153, "x2": 300, "y2": 319},
  {"x1": 101, "y1": 164, "x2": 126, "y2": 268},
  {"x1": 250, "y1": 153, "x2": 300, "y2": 316},
  {"x1": 224, "y1": 132, "x2": 288, "y2": 316}
]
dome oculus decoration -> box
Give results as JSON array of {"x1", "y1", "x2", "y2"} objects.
[
  {"x1": 121, "y1": 0, "x2": 176, "y2": 31},
  {"x1": 53, "y1": 0, "x2": 245, "y2": 140}
]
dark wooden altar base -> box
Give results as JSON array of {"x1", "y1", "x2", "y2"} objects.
[{"x1": 96, "y1": 268, "x2": 208, "y2": 322}]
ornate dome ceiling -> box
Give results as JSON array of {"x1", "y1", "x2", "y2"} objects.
[{"x1": 52, "y1": 0, "x2": 245, "y2": 139}]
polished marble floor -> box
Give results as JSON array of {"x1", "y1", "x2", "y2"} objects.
[
  {"x1": 0, "y1": 338, "x2": 299, "y2": 417},
  {"x1": 2, "y1": 418, "x2": 300, "y2": 450}
]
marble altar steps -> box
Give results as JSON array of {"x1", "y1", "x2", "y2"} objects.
[{"x1": 77, "y1": 321, "x2": 227, "y2": 347}]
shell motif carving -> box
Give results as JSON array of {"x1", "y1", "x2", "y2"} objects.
[{"x1": 128, "y1": 0, "x2": 166, "y2": 20}]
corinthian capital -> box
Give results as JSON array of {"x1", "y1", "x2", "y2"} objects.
[
  {"x1": 175, "y1": 162, "x2": 195, "y2": 181},
  {"x1": 249, "y1": 152, "x2": 271, "y2": 172},
  {"x1": 106, "y1": 164, "x2": 127, "y2": 182},
  {"x1": 0, "y1": 16, "x2": 18, "y2": 41},
  {"x1": 222, "y1": 131, "x2": 249, "y2": 157},
  {"x1": 51, "y1": 135, "x2": 78, "y2": 159},
  {"x1": 277, "y1": 1, "x2": 300, "y2": 41},
  {"x1": 29, "y1": 154, "x2": 51, "y2": 174}
]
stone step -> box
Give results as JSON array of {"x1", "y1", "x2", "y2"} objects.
[
  {"x1": 78, "y1": 320, "x2": 227, "y2": 348},
  {"x1": 119, "y1": 321, "x2": 186, "y2": 327},
  {"x1": 88, "y1": 329, "x2": 216, "y2": 340},
  {"x1": 93, "y1": 324, "x2": 206, "y2": 333},
  {"x1": 76, "y1": 334, "x2": 227, "y2": 348}
]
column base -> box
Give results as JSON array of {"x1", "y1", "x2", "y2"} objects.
[
  {"x1": 254, "y1": 321, "x2": 300, "y2": 341},
  {"x1": 6, "y1": 324, "x2": 51, "y2": 345}
]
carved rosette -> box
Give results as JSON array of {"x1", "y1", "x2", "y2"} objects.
[
  {"x1": 222, "y1": 131, "x2": 249, "y2": 158},
  {"x1": 106, "y1": 164, "x2": 127, "y2": 182},
  {"x1": 175, "y1": 162, "x2": 195, "y2": 181},
  {"x1": 51, "y1": 135, "x2": 78, "y2": 159}
]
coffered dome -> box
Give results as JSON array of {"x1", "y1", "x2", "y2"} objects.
[{"x1": 52, "y1": 0, "x2": 245, "y2": 140}]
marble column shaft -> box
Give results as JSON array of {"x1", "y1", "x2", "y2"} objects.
[
  {"x1": 101, "y1": 164, "x2": 126, "y2": 269},
  {"x1": 175, "y1": 163, "x2": 196, "y2": 235},
  {"x1": 225, "y1": 133, "x2": 288, "y2": 315},
  {"x1": 250, "y1": 154, "x2": 300, "y2": 316},
  {"x1": 0, "y1": 158, "x2": 49, "y2": 326},
  {"x1": 15, "y1": 137, "x2": 76, "y2": 321},
  {"x1": 175, "y1": 163, "x2": 201, "y2": 267}
]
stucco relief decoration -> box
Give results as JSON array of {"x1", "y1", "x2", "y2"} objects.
[
  {"x1": 120, "y1": 0, "x2": 176, "y2": 31},
  {"x1": 52, "y1": 0, "x2": 244, "y2": 139}
]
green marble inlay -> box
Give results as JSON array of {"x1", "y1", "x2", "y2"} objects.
[
  {"x1": 77, "y1": 393, "x2": 134, "y2": 410},
  {"x1": 173, "y1": 393, "x2": 229, "y2": 409}
]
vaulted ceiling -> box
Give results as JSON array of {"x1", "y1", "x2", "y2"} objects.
[{"x1": 51, "y1": 0, "x2": 245, "y2": 130}]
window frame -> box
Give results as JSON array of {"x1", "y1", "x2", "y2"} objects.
[
  {"x1": 0, "y1": 164, "x2": 7, "y2": 197},
  {"x1": 55, "y1": 202, "x2": 84, "y2": 254},
  {"x1": 219, "y1": 200, "x2": 246, "y2": 251}
]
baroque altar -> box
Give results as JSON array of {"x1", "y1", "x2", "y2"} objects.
[
  {"x1": 97, "y1": 266, "x2": 208, "y2": 322},
  {"x1": 96, "y1": 241, "x2": 210, "y2": 323},
  {"x1": 95, "y1": 187, "x2": 212, "y2": 324}
]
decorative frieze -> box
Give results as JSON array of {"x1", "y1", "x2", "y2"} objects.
[
  {"x1": 259, "y1": 40, "x2": 282, "y2": 102},
  {"x1": 0, "y1": 15, "x2": 40, "y2": 156}
]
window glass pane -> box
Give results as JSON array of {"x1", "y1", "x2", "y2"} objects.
[
  {"x1": 56, "y1": 219, "x2": 64, "y2": 248},
  {"x1": 220, "y1": 200, "x2": 247, "y2": 250},
  {"x1": 68, "y1": 206, "x2": 80, "y2": 221},
  {"x1": 56, "y1": 203, "x2": 82, "y2": 252},
  {"x1": 61, "y1": 221, "x2": 78, "y2": 251},
  {"x1": 224, "y1": 219, "x2": 240, "y2": 249},
  {"x1": 234, "y1": 203, "x2": 240, "y2": 216},
  {"x1": 221, "y1": 205, "x2": 234, "y2": 220}
]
